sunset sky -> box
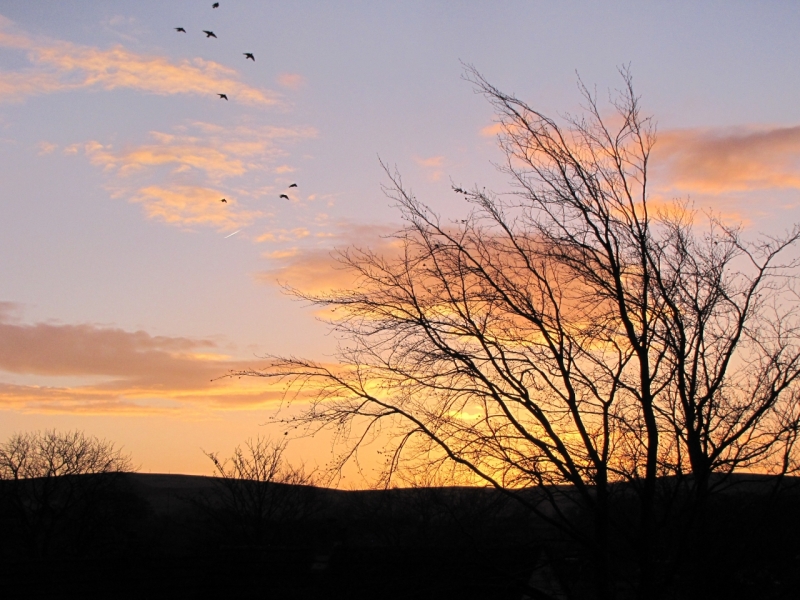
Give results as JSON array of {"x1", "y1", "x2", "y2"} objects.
[{"x1": 1, "y1": 1, "x2": 799, "y2": 479}]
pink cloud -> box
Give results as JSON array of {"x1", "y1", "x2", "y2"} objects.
[
  {"x1": 653, "y1": 125, "x2": 800, "y2": 194},
  {"x1": 0, "y1": 311, "x2": 293, "y2": 414},
  {"x1": 276, "y1": 73, "x2": 306, "y2": 90}
]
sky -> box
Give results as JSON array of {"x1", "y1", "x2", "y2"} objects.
[{"x1": 1, "y1": 1, "x2": 800, "y2": 480}]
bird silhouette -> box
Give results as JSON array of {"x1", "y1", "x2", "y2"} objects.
[
  {"x1": 212, "y1": 2, "x2": 220, "y2": 8},
  {"x1": 218, "y1": 93, "x2": 228, "y2": 100},
  {"x1": 203, "y1": 30, "x2": 217, "y2": 38},
  {"x1": 279, "y1": 194, "x2": 289, "y2": 200},
  {"x1": 220, "y1": 198, "x2": 227, "y2": 203},
  {"x1": 175, "y1": 27, "x2": 186, "y2": 33},
  {"x1": 288, "y1": 183, "x2": 298, "y2": 188},
  {"x1": 244, "y1": 53, "x2": 255, "y2": 61}
]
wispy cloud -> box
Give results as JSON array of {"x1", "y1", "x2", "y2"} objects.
[
  {"x1": 480, "y1": 123, "x2": 504, "y2": 137},
  {"x1": 75, "y1": 122, "x2": 317, "y2": 231},
  {"x1": 36, "y1": 141, "x2": 57, "y2": 155},
  {"x1": 414, "y1": 155, "x2": 444, "y2": 168},
  {"x1": 83, "y1": 124, "x2": 314, "y2": 182},
  {"x1": 133, "y1": 185, "x2": 261, "y2": 230},
  {"x1": 256, "y1": 222, "x2": 400, "y2": 293},
  {"x1": 277, "y1": 73, "x2": 305, "y2": 90},
  {"x1": 86, "y1": 137, "x2": 247, "y2": 179},
  {"x1": 0, "y1": 17, "x2": 321, "y2": 235},
  {"x1": 0, "y1": 301, "x2": 22, "y2": 322},
  {"x1": 0, "y1": 311, "x2": 296, "y2": 414},
  {"x1": 0, "y1": 16, "x2": 278, "y2": 106},
  {"x1": 101, "y1": 15, "x2": 144, "y2": 43},
  {"x1": 255, "y1": 227, "x2": 312, "y2": 243},
  {"x1": 414, "y1": 155, "x2": 446, "y2": 181}
]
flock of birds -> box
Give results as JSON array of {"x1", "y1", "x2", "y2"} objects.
[{"x1": 174, "y1": 2, "x2": 299, "y2": 208}]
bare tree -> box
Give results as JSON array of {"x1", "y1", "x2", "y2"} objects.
[
  {"x1": 655, "y1": 217, "x2": 800, "y2": 491},
  {"x1": 200, "y1": 437, "x2": 317, "y2": 547},
  {"x1": 0, "y1": 430, "x2": 133, "y2": 558},
  {"x1": 0, "y1": 430, "x2": 132, "y2": 481},
  {"x1": 229, "y1": 68, "x2": 800, "y2": 599}
]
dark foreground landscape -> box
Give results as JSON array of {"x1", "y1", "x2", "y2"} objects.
[{"x1": 1, "y1": 473, "x2": 799, "y2": 599}]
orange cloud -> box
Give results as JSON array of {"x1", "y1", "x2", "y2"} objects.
[
  {"x1": 256, "y1": 222, "x2": 400, "y2": 293},
  {"x1": 414, "y1": 155, "x2": 446, "y2": 181},
  {"x1": 480, "y1": 122, "x2": 504, "y2": 137},
  {"x1": 654, "y1": 125, "x2": 800, "y2": 194},
  {"x1": 414, "y1": 155, "x2": 445, "y2": 168},
  {"x1": 133, "y1": 185, "x2": 261, "y2": 230},
  {"x1": 0, "y1": 17, "x2": 277, "y2": 106},
  {"x1": 86, "y1": 138, "x2": 246, "y2": 180},
  {"x1": 36, "y1": 141, "x2": 57, "y2": 155},
  {"x1": 84, "y1": 124, "x2": 315, "y2": 181},
  {"x1": 0, "y1": 311, "x2": 296, "y2": 414},
  {"x1": 76, "y1": 122, "x2": 316, "y2": 230},
  {"x1": 258, "y1": 246, "x2": 356, "y2": 293}
]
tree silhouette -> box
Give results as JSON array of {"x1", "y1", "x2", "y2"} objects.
[
  {"x1": 229, "y1": 68, "x2": 800, "y2": 599},
  {"x1": 0, "y1": 430, "x2": 133, "y2": 558},
  {"x1": 199, "y1": 437, "x2": 317, "y2": 547}
]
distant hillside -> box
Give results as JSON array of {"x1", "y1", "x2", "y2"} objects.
[{"x1": 1, "y1": 472, "x2": 799, "y2": 599}]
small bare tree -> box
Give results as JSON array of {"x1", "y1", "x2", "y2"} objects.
[
  {"x1": 0, "y1": 430, "x2": 133, "y2": 558},
  {"x1": 229, "y1": 68, "x2": 800, "y2": 599},
  {"x1": 200, "y1": 437, "x2": 317, "y2": 547},
  {"x1": 0, "y1": 430, "x2": 132, "y2": 481}
]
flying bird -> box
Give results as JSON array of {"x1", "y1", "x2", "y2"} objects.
[
  {"x1": 175, "y1": 27, "x2": 186, "y2": 33},
  {"x1": 212, "y1": 2, "x2": 219, "y2": 7},
  {"x1": 288, "y1": 183, "x2": 297, "y2": 188},
  {"x1": 279, "y1": 194, "x2": 289, "y2": 200},
  {"x1": 218, "y1": 93, "x2": 228, "y2": 100},
  {"x1": 203, "y1": 30, "x2": 217, "y2": 38},
  {"x1": 220, "y1": 198, "x2": 227, "y2": 203},
  {"x1": 244, "y1": 53, "x2": 255, "y2": 61}
]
